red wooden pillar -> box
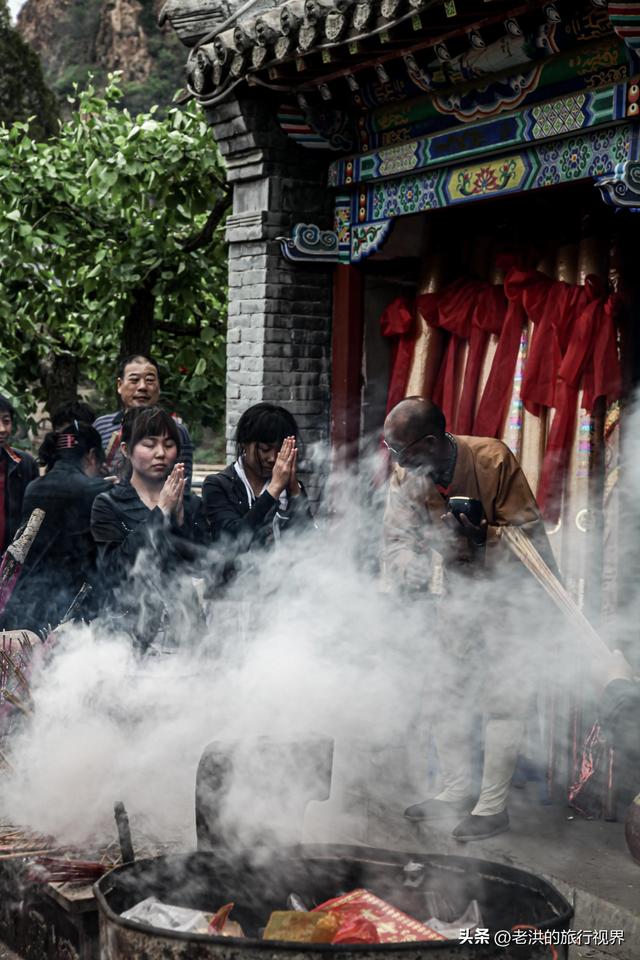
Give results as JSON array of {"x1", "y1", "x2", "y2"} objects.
[{"x1": 331, "y1": 264, "x2": 364, "y2": 463}]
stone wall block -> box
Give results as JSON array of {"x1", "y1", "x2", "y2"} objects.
[
  {"x1": 227, "y1": 370, "x2": 264, "y2": 386},
  {"x1": 227, "y1": 341, "x2": 263, "y2": 358},
  {"x1": 215, "y1": 94, "x2": 332, "y2": 498}
]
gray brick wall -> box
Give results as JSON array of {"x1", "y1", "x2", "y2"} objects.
[{"x1": 205, "y1": 93, "x2": 333, "y2": 501}]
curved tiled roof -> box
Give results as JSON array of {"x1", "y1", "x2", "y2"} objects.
[{"x1": 159, "y1": 0, "x2": 557, "y2": 105}]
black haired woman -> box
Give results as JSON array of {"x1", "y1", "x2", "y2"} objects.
[
  {"x1": 202, "y1": 402, "x2": 313, "y2": 554},
  {"x1": 90, "y1": 405, "x2": 207, "y2": 649},
  {"x1": 2, "y1": 417, "x2": 113, "y2": 631}
]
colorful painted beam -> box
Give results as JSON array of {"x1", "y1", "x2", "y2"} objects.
[
  {"x1": 351, "y1": 3, "x2": 615, "y2": 113},
  {"x1": 280, "y1": 122, "x2": 640, "y2": 266},
  {"x1": 610, "y1": 2, "x2": 640, "y2": 54},
  {"x1": 358, "y1": 36, "x2": 633, "y2": 150},
  {"x1": 278, "y1": 215, "x2": 394, "y2": 264},
  {"x1": 353, "y1": 122, "x2": 637, "y2": 223},
  {"x1": 598, "y1": 159, "x2": 640, "y2": 208},
  {"x1": 329, "y1": 80, "x2": 633, "y2": 187}
]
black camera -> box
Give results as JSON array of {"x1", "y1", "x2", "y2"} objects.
[{"x1": 447, "y1": 496, "x2": 484, "y2": 527}]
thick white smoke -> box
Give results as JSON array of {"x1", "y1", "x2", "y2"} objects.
[{"x1": 0, "y1": 444, "x2": 604, "y2": 852}]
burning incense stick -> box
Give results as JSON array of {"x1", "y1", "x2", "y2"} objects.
[
  {"x1": 501, "y1": 526, "x2": 611, "y2": 654},
  {"x1": 1, "y1": 689, "x2": 32, "y2": 717},
  {"x1": 0, "y1": 650, "x2": 32, "y2": 699}
]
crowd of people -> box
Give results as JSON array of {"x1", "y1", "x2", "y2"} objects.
[
  {"x1": 0, "y1": 353, "x2": 312, "y2": 647},
  {"x1": 1, "y1": 360, "x2": 635, "y2": 843}
]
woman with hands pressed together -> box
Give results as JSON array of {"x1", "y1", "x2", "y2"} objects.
[
  {"x1": 90, "y1": 406, "x2": 207, "y2": 648},
  {"x1": 202, "y1": 403, "x2": 312, "y2": 556}
]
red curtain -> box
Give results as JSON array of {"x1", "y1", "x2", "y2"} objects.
[{"x1": 380, "y1": 296, "x2": 415, "y2": 414}]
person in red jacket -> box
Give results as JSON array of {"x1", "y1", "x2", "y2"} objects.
[{"x1": 0, "y1": 394, "x2": 38, "y2": 553}]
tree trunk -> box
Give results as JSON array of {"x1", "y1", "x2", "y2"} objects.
[
  {"x1": 40, "y1": 352, "x2": 80, "y2": 415},
  {"x1": 120, "y1": 281, "x2": 156, "y2": 359}
]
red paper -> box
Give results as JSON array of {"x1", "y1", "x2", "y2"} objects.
[{"x1": 313, "y1": 889, "x2": 445, "y2": 943}]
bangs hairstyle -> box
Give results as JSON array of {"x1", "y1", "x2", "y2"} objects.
[
  {"x1": 235, "y1": 403, "x2": 299, "y2": 457},
  {"x1": 122, "y1": 405, "x2": 181, "y2": 454}
]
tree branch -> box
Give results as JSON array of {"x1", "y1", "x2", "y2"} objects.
[
  {"x1": 154, "y1": 320, "x2": 203, "y2": 337},
  {"x1": 180, "y1": 192, "x2": 231, "y2": 254}
]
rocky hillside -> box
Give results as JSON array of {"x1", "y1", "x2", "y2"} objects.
[
  {"x1": 0, "y1": 0, "x2": 58, "y2": 137},
  {"x1": 17, "y1": 0, "x2": 187, "y2": 114}
]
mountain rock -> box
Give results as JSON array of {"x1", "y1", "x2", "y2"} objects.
[
  {"x1": 0, "y1": 0, "x2": 58, "y2": 137},
  {"x1": 17, "y1": 0, "x2": 186, "y2": 112}
]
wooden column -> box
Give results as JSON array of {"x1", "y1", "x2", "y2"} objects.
[{"x1": 331, "y1": 264, "x2": 364, "y2": 462}]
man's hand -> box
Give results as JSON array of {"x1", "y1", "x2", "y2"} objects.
[{"x1": 442, "y1": 511, "x2": 487, "y2": 546}]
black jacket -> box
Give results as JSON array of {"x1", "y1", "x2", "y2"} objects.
[
  {"x1": 91, "y1": 481, "x2": 208, "y2": 581},
  {"x1": 1, "y1": 446, "x2": 39, "y2": 552},
  {"x1": 90, "y1": 481, "x2": 208, "y2": 648},
  {"x1": 202, "y1": 464, "x2": 313, "y2": 553},
  {"x1": 2, "y1": 460, "x2": 112, "y2": 630}
]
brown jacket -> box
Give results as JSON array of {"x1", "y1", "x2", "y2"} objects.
[{"x1": 382, "y1": 435, "x2": 556, "y2": 592}]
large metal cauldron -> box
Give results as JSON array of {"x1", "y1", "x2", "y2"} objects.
[{"x1": 94, "y1": 844, "x2": 572, "y2": 960}]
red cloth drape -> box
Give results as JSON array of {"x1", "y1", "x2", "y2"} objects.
[
  {"x1": 519, "y1": 275, "x2": 585, "y2": 416},
  {"x1": 560, "y1": 284, "x2": 622, "y2": 411},
  {"x1": 419, "y1": 279, "x2": 484, "y2": 431},
  {"x1": 456, "y1": 284, "x2": 506, "y2": 435},
  {"x1": 380, "y1": 297, "x2": 415, "y2": 414},
  {"x1": 472, "y1": 267, "x2": 541, "y2": 438},
  {"x1": 534, "y1": 276, "x2": 621, "y2": 521}
]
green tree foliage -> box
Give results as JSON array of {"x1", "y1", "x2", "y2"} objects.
[
  {"x1": 0, "y1": 76, "x2": 230, "y2": 436},
  {"x1": 0, "y1": 0, "x2": 58, "y2": 139}
]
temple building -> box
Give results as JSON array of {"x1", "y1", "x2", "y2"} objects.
[{"x1": 159, "y1": 0, "x2": 640, "y2": 651}]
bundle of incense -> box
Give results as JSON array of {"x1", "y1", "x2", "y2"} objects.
[
  {"x1": 25, "y1": 857, "x2": 108, "y2": 885},
  {"x1": 1, "y1": 689, "x2": 32, "y2": 716},
  {"x1": 0, "y1": 831, "x2": 59, "y2": 859},
  {"x1": 501, "y1": 526, "x2": 610, "y2": 655},
  {"x1": 0, "y1": 650, "x2": 32, "y2": 694},
  {"x1": 0, "y1": 510, "x2": 46, "y2": 613}
]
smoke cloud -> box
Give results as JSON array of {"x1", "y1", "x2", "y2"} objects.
[{"x1": 0, "y1": 442, "x2": 615, "y2": 854}]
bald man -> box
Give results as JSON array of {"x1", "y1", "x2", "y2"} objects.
[{"x1": 382, "y1": 397, "x2": 554, "y2": 842}]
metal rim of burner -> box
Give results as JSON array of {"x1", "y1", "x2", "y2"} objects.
[{"x1": 94, "y1": 844, "x2": 573, "y2": 952}]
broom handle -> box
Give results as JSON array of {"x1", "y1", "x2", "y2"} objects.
[{"x1": 501, "y1": 526, "x2": 613, "y2": 656}]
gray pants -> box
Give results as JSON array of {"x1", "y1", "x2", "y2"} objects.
[{"x1": 427, "y1": 608, "x2": 536, "y2": 816}]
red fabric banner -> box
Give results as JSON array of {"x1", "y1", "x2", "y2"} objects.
[
  {"x1": 420, "y1": 278, "x2": 483, "y2": 431},
  {"x1": 456, "y1": 284, "x2": 506, "y2": 435},
  {"x1": 472, "y1": 267, "x2": 539, "y2": 438},
  {"x1": 380, "y1": 296, "x2": 415, "y2": 414},
  {"x1": 537, "y1": 279, "x2": 622, "y2": 521}
]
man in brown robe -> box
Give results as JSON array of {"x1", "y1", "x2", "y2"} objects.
[{"x1": 382, "y1": 396, "x2": 555, "y2": 841}]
